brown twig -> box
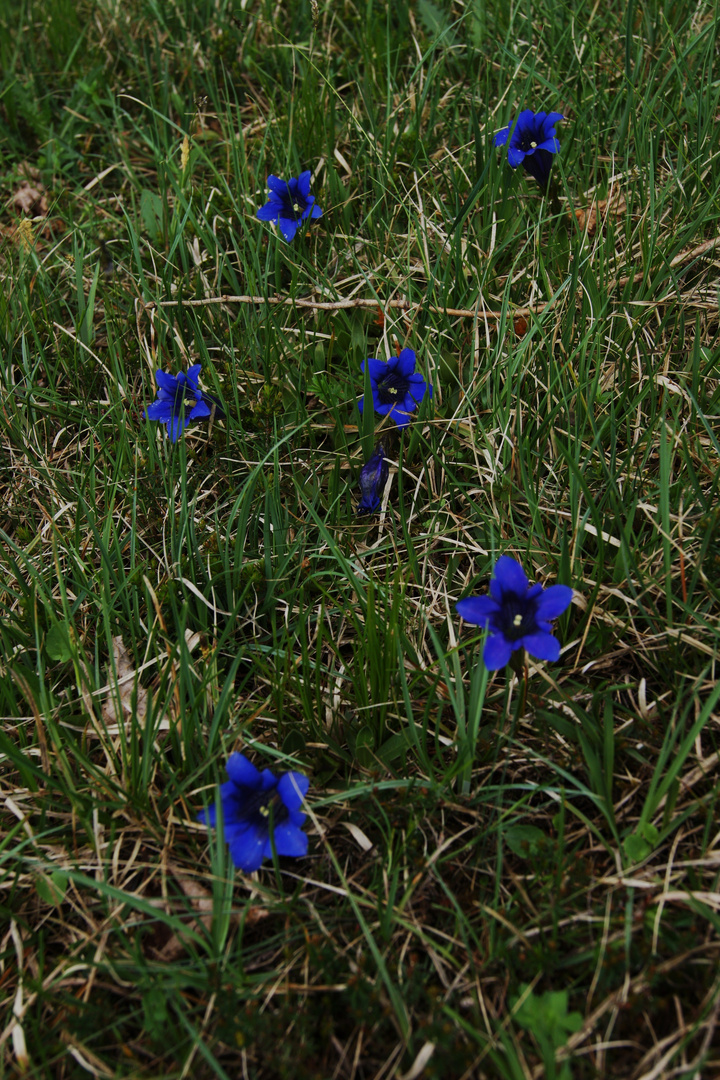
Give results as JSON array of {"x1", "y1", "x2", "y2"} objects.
[
  {"x1": 614, "y1": 234, "x2": 720, "y2": 288},
  {"x1": 143, "y1": 293, "x2": 544, "y2": 320}
]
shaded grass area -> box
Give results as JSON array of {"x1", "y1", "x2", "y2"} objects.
[{"x1": 2, "y1": 0, "x2": 720, "y2": 1076}]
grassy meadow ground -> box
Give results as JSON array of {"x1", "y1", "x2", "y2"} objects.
[{"x1": 2, "y1": 0, "x2": 720, "y2": 1076}]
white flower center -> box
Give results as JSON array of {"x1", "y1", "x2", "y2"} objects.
[
  {"x1": 513, "y1": 613, "x2": 523, "y2": 628},
  {"x1": 293, "y1": 202, "x2": 302, "y2": 213},
  {"x1": 530, "y1": 141, "x2": 537, "y2": 149}
]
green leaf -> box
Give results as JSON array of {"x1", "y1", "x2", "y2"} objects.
[
  {"x1": 640, "y1": 821, "x2": 660, "y2": 845},
  {"x1": 513, "y1": 985, "x2": 583, "y2": 1047},
  {"x1": 623, "y1": 831, "x2": 654, "y2": 863},
  {"x1": 418, "y1": 0, "x2": 458, "y2": 46},
  {"x1": 140, "y1": 188, "x2": 164, "y2": 244},
  {"x1": 282, "y1": 730, "x2": 306, "y2": 756},
  {"x1": 355, "y1": 726, "x2": 376, "y2": 768},
  {"x1": 142, "y1": 986, "x2": 169, "y2": 1039},
  {"x1": 35, "y1": 871, "x2": 68, "y2": 907},
  {"x1": 505, "y1": 825, "x2": 548, "y2": 859},
  {"x1": 46, "y1": 622, "x2": 73, "y2": 662},
  {"x1": 376, "y1": 729, "x2": 414, "y2": 766}
]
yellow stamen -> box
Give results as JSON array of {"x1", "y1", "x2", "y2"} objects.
[{"x1": 513, "y1": 614, "x2": 523, "y2": 627}]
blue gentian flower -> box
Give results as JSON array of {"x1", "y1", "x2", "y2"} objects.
[
  {"x1": 357, "y1": 443, "x2": 389, "y2": 514},
  {"x1": 358, "y1": 348, "x2": 432, "y2": 429},
  {"x1": 256, "y1": 171, "x2": 323, "y2": 242},
  {"x1": 145, "y1": 364, "x2": 219, "y2": 442},
  {"x1": 456, "y1": 556, "x2": 573, "y2": 670},
  {"x1": 198, "y1": 752, "x2": 310, "y2": 873},
  {"x1": 494, "y1": 110, "x2": 563, "y2": 189}
]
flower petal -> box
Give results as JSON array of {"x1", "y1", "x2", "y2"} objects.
[
  {"x1": 186, "y1": 364, "x2": 202, "y2": 386},
  {"x1": 483, "y1": 633, "x2": 514, "y2": 670},
  {"x1": 456, "y1": 595, "x2": 500, "y2": 627},
  {"x1": 257, "y1": 201, "x2": 280, "y2": 221},
  {"x1": 494, "y1": 125, "x2": 510, "y2": 147},
  {"x1": 259, "y1": 768, "x2": 278, "y2": 791},
  {"x1": 278, "y1": 215, "x2": 299, "y2": 243},
  {"x1": 521, "y1": 149, "x2": 554, "y2": 186},
  {"x1": 365, "y1": 357, "x2": 388, "y2": 382},
  {"x1": 358, "y1": 447, "x2": 388, "y2": 513},
  {"x1": 542, "y1": 111, "x2": 564, "y2": 131},
  {"x1": 155, "y1": 369, "x2": 177, "y2": 392},
  {"x1": 267, "y1": 175, "x2": 289, "y2": 195},
  {"x1": 537, "y1": 136, "x2": 561, "y2": 153},
  {"x1": 358, "y1": 493, "x2": 380, "y2": 512},
  {"x1": 534, "y1": 584, "x2": 573, "y2": 620},
  {"x1": 311, "y1": 203, "x2": 323, "y2": 219},
  {"x1": 387, "y1": 404, "x2": 412, "y2": 428},
  {"x1": 226, "y1": 752, "x2": 263, "y2": 789},
  {"x1": 200, "y1": 392, "x2": 225, "y2": 417},
  {"x1": 514, "y1": 108, "x2": 538, "y2": 130},
  {"x1": 168, "y1": 413, "x2": 190, "y2": 441},
  {"x1": 296, "y1": 170, "x2": 312, "y2": 198},
  {"x1": 522, "y1": 631, "x2": 561, "y2": 662},
  {"x1": 145, "y1": 400, "x2": 173, "y2": 422},
  {"x1": 189, "y1": 398, "x2": 212, "y2": 420},
  {"x1": 406, "y1": 377, "x2": 428, "y2": 404},
  {"x1": 277, "y1": 771, "x2": 310, "y2": 811},
  {"x1": 396, "y1": 393, "x2": 417, "y2": 415},
  {"x1": 229, "y1": 824, "x2": 267, "y2": 872},
  {"x1": 507, "y1": 146, "x2": 526, "y2": 169},
  {"x1": 269, "y1": 821, "x2": 309, "y2": 858},
  {"x1": 396, "y1": 348, "x2": 417, "y2": 376},
  {"x1": 490, "y1": 556, "x2": 530, "y2": 599}
]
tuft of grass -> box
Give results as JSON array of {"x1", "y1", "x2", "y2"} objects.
[{"x1": 2, "y1": 0, "x2": 720, "y2": 1076}]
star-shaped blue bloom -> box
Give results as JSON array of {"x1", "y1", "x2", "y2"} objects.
[
  {"x1": 357, "y1": 443, "x2": 389, "y2": 514},
  {"x1": 198, "y1": 753, "x2": 310, "y2": 873},
  {"x1": 256, "y1": 171, "x2": 323, "y2": 242},
  {"x1": 494, "y1": 109, "x2": 564, "y2": 189},
  {"x1": 456, "y1": 556, "x2": 573, "y2": 670},
  {"x1": 358, "y1": 348, "x2": 432, "y2": 429},
  {"x1": 145, "y1": 364, "x2": 217, "y2": 442}
]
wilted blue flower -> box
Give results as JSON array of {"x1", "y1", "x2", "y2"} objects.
[
  {"x1": 494, "y1": 110, "x2": 563, "y2": 189},
  {"x1": 357, "y1": 443, "x2": 389, "y2": 514},
  {"x1": 456, "y1": 555, "x2": 573, "y2": 670},
  {"x1": 198, "y1": 752, "x2": 310, "y2": 873},
  {"x1": 145, "y1": 364, "x2": 220, "y2": 442},
  {"x1": 256, "y1": 171, "x2": 323, "y2": 242},
  {"x1": 358, "y1": 348, "x2": 432, "y2": 429}
]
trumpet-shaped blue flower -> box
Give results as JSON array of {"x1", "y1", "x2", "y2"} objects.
[
  {"x1": 494, "y1": 110, "x2": 563, "y2": 189},
  {"x1": 256, "y1": 171, "x2": 323, "y2": 242},
  {"x1": 456, "y1": 556, "x2": 573, "y2": 670},
  {"x1": 198, "y1": 753, "x2": 310, "y2": 873},
  {"x1": 357, "y1": 443, "x2": 389, "y2": 514},
  {"x1": 145, "y1": 364, "x2": 216, "y2": 442},
  {"x1": 358, "y1": 348, "x2": 431, "y2": 429}
]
